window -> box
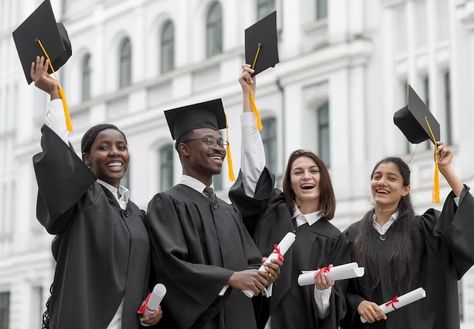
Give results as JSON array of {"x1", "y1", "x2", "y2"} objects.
[
  {"x1": 262, "y1": 117, "x2": 277, "y2": 174},
  {"x1": 316, "y1": 0, "x2": 328, "y2": 20},
  {"x1": 81, "y1": 53, "x2": 91, "y2": 101},
  {"x1": 423, "y1": 76, "x2": 431, "y2": 150},
  {"x1": 160, "y1": 21, "x2": 175, "y2": 74},
  {"x1": 118, "y1": 37, "x2": 132, "y2": 88},
  {"x1": 213, "y1": 172, "x2": 223, "y2": 191},
  {"x1": 400, "y1": 80, "x2": 410, "y2": 154},
  {"x1": 159, "y1": 144, "x2": 174, "y2": 191},
  {"x1": 121, "y1": 167, "x2": 130, "y2": 189},
  {"x1": 0, "y1": 292, "x2": 10, "y2": 329},
  {"x1": 443, "y1": 71, "x2": 452, "y2": 145},
  {"x1": 206, "y1": 2, "x2": 223, "y2": 58},
  {"x1": 257, "y1": 0, "x2": 275, "y2": 19},
  {"x1": 31, "y1": 287, "x2": 43, "y2": 329},
  {"x1": 317, "y1": 102, "x2": 330, "y2": 166}
]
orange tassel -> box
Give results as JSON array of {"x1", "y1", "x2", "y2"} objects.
[
  {"x1": 249, "y1": 93, "x2": 263, "y2": 131},
  {"x1": 226, "y1": 143, "x2": 236, "y2": 181},
  {"x1": 58, "y1": 86, "x2": 73, "y2": 132},
  {"x1": 432, "y1": 150, "x2": 440, "y2": 204}
]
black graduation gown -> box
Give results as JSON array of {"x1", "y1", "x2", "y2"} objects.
[
  {"x1": 146, "y1": 184, "x2": 263, "y2": 329},
  {"x1": 229, "y1": 169, "x2": 347, "y2": 329},
  {"x1": 342, "y1": 186, "x2": 474, "y2": 329},
  {"x1": 33, "y1": 125, "x2": 150, "y2": 329}
]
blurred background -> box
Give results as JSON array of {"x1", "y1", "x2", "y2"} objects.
[{"x1": 0, "y1": 0, "x2": 473, "y2": 327}]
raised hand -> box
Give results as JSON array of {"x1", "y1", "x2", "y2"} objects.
[
  {"x1": 239, "y1": 64, "x2": 256, "y2": 95},
  {"x1": 436, "y1": 141, "x2": 453, "y2": 168},
  {"x1": 30, "y1": 56, "x2": 60, "y2": 99}
]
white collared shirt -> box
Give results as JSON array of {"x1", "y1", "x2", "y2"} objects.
[
  {"x1": 371, "y1": 211, "x2": 399, "y2": 236},
  {"x1": 97, "y1": 179, "x2": 129, "y2": 210}
]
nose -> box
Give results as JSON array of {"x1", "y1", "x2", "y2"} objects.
[
  {"x1": 377, "y1": 176, "x2": 388, "y2": 186},
  {"x1": 302, "y1": 170, "x2": 311, "y2": 180}
]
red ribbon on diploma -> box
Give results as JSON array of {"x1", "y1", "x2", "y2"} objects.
[
  {"x1": 319, "y1": 266, "x2": 330, "y2": 274},
  {"x1": 137, "y1": 292, "x2": 152, "y2": 315},
  {"x1": 272, "y1": 244, "x2": 284, "y2": 262},
  {"x1": 385, "y1": 297, "x2": 399, "y2": 310}
]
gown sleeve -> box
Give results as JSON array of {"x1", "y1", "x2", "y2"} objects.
[
  {"x1": 432, "y1": 185, "x2": 474, "y2": 278},
  {"x1": 146, "y1": 193, "x2": 234, "y2": 329},
  {"x1": 32, "y1": 125, "x2": 96, "y2": 234}
]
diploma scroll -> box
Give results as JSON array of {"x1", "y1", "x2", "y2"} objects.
[
  {"x1": 138, "y1": 283, "x2": 167, "y2": 317},
  {"x1": 298, "y1": 262, "x2": 365, "y2": 286},
  {"x1": 243, "y1": 232, "x2": 296, "y2": 298},
  {"x1": 360, "y1": 287, "x2": 426, "y2": 323}
]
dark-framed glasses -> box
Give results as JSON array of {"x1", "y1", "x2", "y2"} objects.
[{"x1": 181, "y1": 136, "x2": 229, "y2": 148}]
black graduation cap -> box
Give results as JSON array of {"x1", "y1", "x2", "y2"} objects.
[
  {"x1": 12, "y1": 0, "x2": 72, "y2": 84},
  {"x1": 393, "y1": 85, "x2": 440, "y2": 145},
  {"x1": 245, "y1": 11, "x2": 279, "y2": 76},
  {"x1": 164, "y1": 99, "x2": 227, "y2": 141}
]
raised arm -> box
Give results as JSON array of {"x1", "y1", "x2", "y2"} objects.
[
  {"x1": 436, "y1": 141, "x2": 463, "y2": 197},
  {"x1": 239, "y1": 64, "x2": 266, "y2": 197},
  {"x1": 31, "y1": 56, "x2": 69, "y2": 144}
]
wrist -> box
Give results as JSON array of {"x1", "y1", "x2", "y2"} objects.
[{"x1": 49, "y1": 86, "x2": 60, "y2": 100}]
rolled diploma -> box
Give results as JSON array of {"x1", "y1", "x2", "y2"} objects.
[
  {"x1": 298, "y1": 262, "x2": 365, "y2": 286},
  {"x1": 360, "y1": 287, "x2": 426, "y2": 323},
  {"x1": 243, "y1": 232, "x2": 296, "y2": 298},
  {"x1": 144, "y1": 284, "x2": 167, "y2": 317}
]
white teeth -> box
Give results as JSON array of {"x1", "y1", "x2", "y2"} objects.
[{"x1": 107, "y1": 162, "x2": 123, "y2": 167}]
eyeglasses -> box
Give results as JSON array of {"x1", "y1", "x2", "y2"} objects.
[{"x1": 181, "y1": 136, "x2": 229, "y2": 148}]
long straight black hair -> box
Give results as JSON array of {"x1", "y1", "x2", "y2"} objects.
[{"x1": 353, "y1": 157, "x2": 415, "y2": 292}]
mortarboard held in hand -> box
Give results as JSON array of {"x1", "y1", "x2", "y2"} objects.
[
  {"x1": 244, "y1": 11, "x2": 279, "y2": 131},
  {"x1": 393, "y1": 85, "x2": 441, "y2": 203},
  {"x1": 12, "y1": 0, "x2": 73, "y2": 131},
  {"x1": 164, "y1": 99, "x2": 236, "y2": 181}
]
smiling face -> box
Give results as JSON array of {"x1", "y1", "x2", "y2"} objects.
[
  {"x1": 83, "y1": 129, "x2": 129, "y2": 188},
  {"x1": 178, "y1": 128, "x2": 226, "y2": 183},
  {"x1": 290, "y1": 156, "x2": 321, "y2": 210},
  {"x1": 371, "y1": 162, "x2": 410, "y2": 209}
]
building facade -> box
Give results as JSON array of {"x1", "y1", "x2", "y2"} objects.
[{"x1": 0, "y1": 0, "x2": 473, "y2": 328}]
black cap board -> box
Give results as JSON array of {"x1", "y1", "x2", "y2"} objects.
[
  {"x1": 12, "y1": 0, "x2": 72, "y2": 84},
  {"x1": 393, "y1": 85, "x2": 440, "y2": 144},
  {"x1": 164, "y1": 99, "x2": 227, "y2": 141},
  {"x1": 245, "y1": 11, "x2": 279, "y2": 76}
]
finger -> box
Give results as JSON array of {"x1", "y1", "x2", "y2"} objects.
[{"x1": 30, "y1": 61, "x2": 36, "y2": 80}]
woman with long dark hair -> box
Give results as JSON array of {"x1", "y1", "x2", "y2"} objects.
[
  {"x1": 229, "y1": 64, "x2": 346, "y2": 329},
  {"x1": 31, "y1": 56, "x2": 162, "y2": 329},
  {"x1": 342, "y1": 143, "x2": 474, "y2": 329}
]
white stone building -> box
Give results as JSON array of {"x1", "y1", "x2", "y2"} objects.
[{"x1": 0, "y1": 0, "x2": 473, "y2": 328}]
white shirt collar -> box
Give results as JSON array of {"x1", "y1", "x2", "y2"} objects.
[
  {"x1": 372, "y1": 211, "x2": 399, "y2": 235},
  {"x1": 292, "y1": 205, "x2": 322, "y2": 227},
  {"x1": 179, "y1": 175, "x2": 213, "y2": 193},
  {"x1": 97, "y1": 179, "x2": 129, "y2": 210}
]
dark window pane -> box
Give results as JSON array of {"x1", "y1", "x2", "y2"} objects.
[
  {"x1": 206, "y1": 2, "x2": 223, "y2": 58},
  {"x1": 423, "y1": 76, "x2": 431, "y2": 150},
  {"x1": 444, "y1": 70, "x2": 452, "y2": 145},
  {"x1": 214, "y1": 171, "x2": 223, "y2": 191},
  {"x1": 257, "y1": 0, "x2": 275, "y2": 19},
  {"x1": 81, "y1": 53, "x2": 91, "y2": 101},
  {"x1": 119, "y1": 38, "x2": 132, "y2": 88},
  {"x1": 317, "y1": 102, "x2": 330, "y2": 166},
  {"x1": 262, "y1": 117, "x2": 277, "y2": 174},
  {"x1": 316, "y1": 0, "x2": 328, "y2": 20},
  {"x1": 161, "y1": 21, "x2": 175, "y2": 74},
  {"x1": 159, "y1": 144, "x2": 174, "y2": 191},
  {"x1": 0, "y1": 292, "x2": 10, "y2": 329}
]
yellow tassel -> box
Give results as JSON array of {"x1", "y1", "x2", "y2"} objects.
[
  {"x1": 249, "y1": 93, "x2": 263, "y2": 131},
  {"x1": 226, "y1": 143, "x2": 236, "y2": 181},
  {"x1": 58, "y1": 86, "x2": 73, "y2": 132},
  {"x1": 432, "y1": 148, "x2": 441, "y2": 204}
]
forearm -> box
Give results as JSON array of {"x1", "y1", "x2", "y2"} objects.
[
  {"x1": 241, "y1": 111, "x2": 265, "y2": 197},
  {"x1": 44, "y1": 99, "x2": 69, "y2": 144},
  {"x1": 439, "y1": 165, "x2": 463, "y2": 197}
]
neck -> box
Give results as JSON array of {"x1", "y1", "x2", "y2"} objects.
[
  {"x1": 374, "y1": 203, "x2": 398, "y2": 225},
  {"x1": 183, "y1": 169, "x2": 212, "y2": 186},
  {"x1": 296, "y1": 198, "x2": 320, "y2": 215}
]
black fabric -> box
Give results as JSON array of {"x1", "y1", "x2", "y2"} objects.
[
  {"x1": 146, "y1": 184, "x2": 263, "y2": 329},
  {"x1": 33, "y1": 125, "x2": 150, "y2": 329},
  {"x1": 341, "y1": 186, "x2": 474, "y2": 329},
  {"x1": 81, "y1": 123, "x2": 126, "y2": 153},
  {"x1": 229, "y1": 168, "x2": 348, "y2": 329}
]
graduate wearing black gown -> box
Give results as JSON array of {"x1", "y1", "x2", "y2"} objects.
[
  {"x1": 228, "y1": 65, "x2": 347, "y2": 329},
  {"x1": 31, "y1": 57, "x2": 160, "y2": 329},
  {"x1": 146, "y1": 100, "x2": 278, "y2": 329},
  {"x1": 341, "y1": 147, "x2": 474, "y2": 329}
]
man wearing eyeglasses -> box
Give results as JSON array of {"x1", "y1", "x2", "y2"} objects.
[{"x1": 145, "y1": 99, "x2": 281, "y2": 329}]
